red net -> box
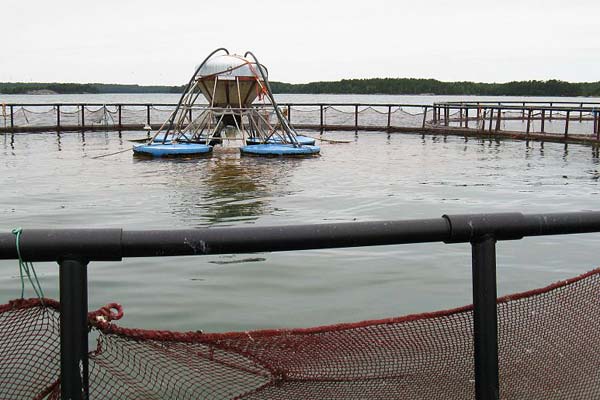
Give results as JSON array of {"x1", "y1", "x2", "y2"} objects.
[{"x1": 1, "y1": 269, "x2": 598, "y2": 399}]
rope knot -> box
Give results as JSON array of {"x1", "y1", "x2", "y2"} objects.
[{"x1": 90, "y1": 303, "x2": 123, "y2": 324}]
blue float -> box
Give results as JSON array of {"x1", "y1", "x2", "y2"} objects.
[
  {"x1": 246, "y1": 135, "x2": 316, "y2": 146},
  {"x1": 240, "y1": 143, "x2": 320, "y2": 156},
  {"x1": 133, "y1": 143, "x2": 213, "y2": 157},
  {"x1": 152, "y1": 133, "x2": 174, "y2": 143}
]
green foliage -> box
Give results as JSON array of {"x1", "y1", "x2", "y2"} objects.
[
  {"x1": 1, "y1": 79, "x2": 599, "y2": 97},
  {"x1": 270, "y1": 78, "x2": 600, "y2": 97}
]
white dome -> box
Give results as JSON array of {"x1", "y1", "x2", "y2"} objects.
[{"x1": 196, "y1": 55, "x2": 267, "y2": 79}]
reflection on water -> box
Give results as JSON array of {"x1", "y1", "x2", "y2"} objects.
[{"x1": 132, "y1": 147, "x2": 304, "y2": 226}]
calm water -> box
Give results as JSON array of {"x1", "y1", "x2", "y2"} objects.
[{"x1": 1, "y1": 94, "x2": 600, "y2": 332}]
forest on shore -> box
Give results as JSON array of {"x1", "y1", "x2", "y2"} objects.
[{"x1": 1, "y1": 79, "x2": 600, "y2": 97}]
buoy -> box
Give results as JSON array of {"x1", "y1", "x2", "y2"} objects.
[
  {"x1": 246, "y1": 135, "x2": 316, "y2": 146},
  {"x1": 133, "y1": 143, "x2": 212, "y2": 157},
  {"x1": 240, "y1": 143, "x2": 320, "y2": 156}
]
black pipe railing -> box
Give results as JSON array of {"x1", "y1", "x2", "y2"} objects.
[{"x1": 1, "y1": 211, "x2": 600, "y2": 399}]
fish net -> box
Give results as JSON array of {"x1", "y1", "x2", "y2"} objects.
[{"x1": 1, "y1": 269, "x2": 598, "y2": 400}]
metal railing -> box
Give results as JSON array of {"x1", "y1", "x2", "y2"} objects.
[{"x1": 2, "y1": 211, "x2": 600, "y2": 399}]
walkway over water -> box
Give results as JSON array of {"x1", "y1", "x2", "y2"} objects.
[{"x1": 2, "y1": 100, "x2": 600, "y2": 146}]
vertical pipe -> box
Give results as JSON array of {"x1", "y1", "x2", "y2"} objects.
[
  {"x1": 459, "y1": 107, "x2": 463, "y2": 127},
  {"x1": 495, "y1": 109, "x2": 501, "y2": 131},
  {"x1": 354, "y1": 105, "x2": 359, "y2": 131},
  {"x1": 565, "y1": 110, "x2": 570, "y2": 137},
  {"x1": 488, "y1": 108, "x2": 494, "y2": 132},
  {"x1": 526, "y1": 109, "x2": 532, "y2": 134},
  {"x1": 59, "y1": 258, "x2": 89, "y2": 400},
  {"x1": 595, "y1": 111, "x2": 599, "y2": 140},
  {"x1": 118, "y1": 105, "x2": 122, "y2": 130},
  {"x1": 549, "y1": 103, "x2": 553, "y2": 121},
  {"x1": 433, "y1": 106, "x2": 437, "y2": 124},
  {"x1": 387, "y1": 105, "x2": 392, "y2": 130},
  {"x1": 521, "y1": 102, "x2": 525, "y2": 121},
  {"x1": 319, "y1": 105, "x2": 324, "y2": 131},
  {"x1": 540, "y1": 110, "x2": 545, "y2": 133},
  {"x1": 471, "y1": 235, "x2": 500, "y2": 400},
  {"x1": 444, "y1": 107, "x2": 449, "y2": 127},
  {"x1": 465, "y1": 107, "x2": 469, "y2": 128},
  {"x1": 422, "y1": 106, "x2": 428, "y2": 129},
  {"x1": 81, "y1": 105, "x2": 85, "y2": 130},
  {"x1": 579, "y1": 103, "x2": 583, "y2": 122},
  {"x1": 57, "y1": 105, "x2": 61, "y2": 131},
  {"x1": 10, "y1": 105, "x2": 14, "y2": 128},
  {"x1": 146, "y1": 105, "x2": 151, "y2": 126}
]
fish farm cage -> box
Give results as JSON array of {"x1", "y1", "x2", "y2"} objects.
[
  {"x1": 2, "y1": 100, "x2": 600, "y2": 146},
  {"x1": 0, "y1": 212, "x2": 599, "y2": 399}
]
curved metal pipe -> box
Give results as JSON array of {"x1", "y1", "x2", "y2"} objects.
[
  {"x1": 164, "y1": 47, "x2": 229, "y2": 141},
  {"x1": 244, "y1": 51, "x2": 299, "y2": 146}
]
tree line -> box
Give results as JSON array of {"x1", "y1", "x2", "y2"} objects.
[{"x1": 1, "y1": 79, "x2": 599, "y2": 96}]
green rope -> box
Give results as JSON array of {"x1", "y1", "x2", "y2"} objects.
[{"x1": 11, "y1": 228, "x2": 45, "y2": 300}]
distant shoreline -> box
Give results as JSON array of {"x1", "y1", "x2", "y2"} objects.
[{"x1": 1, "y1": 79, "x2": 599, "y2": 97}]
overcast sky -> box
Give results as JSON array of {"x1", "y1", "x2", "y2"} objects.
[{"x1": 3, "y1": 0, "x2": 599, "y2": 85}]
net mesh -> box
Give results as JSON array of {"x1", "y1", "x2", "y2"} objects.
[{"x1": 1, "y1": 269, "x2": 598, "y2": 399}]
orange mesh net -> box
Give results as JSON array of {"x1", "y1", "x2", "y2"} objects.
[{"x1": 1, "y1": 269, "x2": 598, "y2": 399}]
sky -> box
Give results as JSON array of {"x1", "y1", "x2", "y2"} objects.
[{"x1": 2, "y1": 0, "x2": 599, "y2": 85}]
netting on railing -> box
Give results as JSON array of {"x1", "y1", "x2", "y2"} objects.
[{"x1": 1, "y1": 269, "x2": 598, "y2": 399}]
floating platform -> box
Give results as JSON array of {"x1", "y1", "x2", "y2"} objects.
[
  {"x1": 152, "y1": 133, "x2": 174, "y2": 143},
  {"x1": 133, "y1": 143, "x2": 212, "y2": 157},
  {"x1": 246, "y1": 135, "x2": 316, "y2": 146},
  {"x1": 240, "y1": 143, "x2": 320, "y2": 156}
]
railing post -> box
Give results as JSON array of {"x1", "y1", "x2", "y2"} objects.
[
  {"x1": 549, "y1": 103, "x2": 553, "y2": 121},
  {"x1": 118, "y1": 105, "x2": 122, "y2": 130},
  {"x1": 465, "y1": 107, "x2": 469, "y2": 128},
  {"x1": 319, "y1": 105, "x2": 324, "y2": 131},
  {"x1": 444, "y1": 107, "x2": 449, "y2": 127},
  {"x1": 59, "y1": 257, "x2": 89, "y2": 400},
  {"x1": 488, "y1": 108, "x2": 494, "y2": 132},
  {"x1": 10, "y1": 105, "x2": 14, "y2": 128},
  {"x1": 595, "y1": 111, "x2": 599, "y2": 140},
  {"x1": 540, "y1": 109, "x2": 545, "y2": 133},
  {"x1": 579, "y1": 103, "x2": 583, "y2": 122},
  {"x1": 146, "y1": 105, "x2": 151, "y2": 126},
  {"x1": 81, "y1": 105, "x2": 85, "y2": 130},
  {"x1": 387, "y1": 105, "x2": 392, "y2": 130},
  {"x1": 433, "y1": 106, "x2": 437, "y2": 124},
  {"x1": 495, "y1": 108, "x2": 501, "y2": 131},
  {"x1": 354, "y1": 105, "x2": 359, "y2": 131},
  {"x1": 422, "y1": 106, "x2": 428, "y2": 129},
  {"x1": 526, "y1": 109, "x2": 532, "y2": 134},
  {"x1": 565, "y1": 110, "x2": 570, "y2": 137},
  {"x1": 471, "y1": 234, "x2": 499, "y2": 400},
  {"x1": 57, "y1": 105, "x2": 61, "y2": 131}
]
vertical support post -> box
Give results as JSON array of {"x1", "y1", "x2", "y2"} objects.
[
  {"x1": 579, "y1": 103, "x2": 583, "y2": 122},
  {"x1": 319, "y1": 105, "x2": 324, "y2": 131},
  {"x1": 459, "y1": 107, "x2": 463, "y2": 127},
  {"x1": 444, "y1": 107, "x2": 449, "y2": 127},
  {"x1": 354, "y1": 105, "x2": 359, "y2": 131},
  {"x1": 422, "y1": 106, "x2": 428, "y2": 129},
  {"x1": 549, "y1": 103, "x2": 553, "y2": 121},
  {"x1": 118, "y1": 105, "x2": 122, "y2": 130},
  {"x1": 593, "y1": 110, "x2": 600, "y2": 140},
  {"x1": 81, "y1": 105, "x2": 85, "y2": 130},
  {"x1": 433, "y1": 106, "x2": 437, "y2": 124},
  {"x1": 387, "y1": 105, "x2": 392, "y2": 130},
  {"x1": 521, "y1": 102, "x2": 525, "y2": 121},
  {"x1": 10, "y1": 105, "x2": 14, "y2": 128},
  {"x1": 480, "y1": 108, "x2": 486, "y2": 131},
  {"x1": 565, "y1": 110, "x2": 570, "y2": 137},
  {"x1": 287, "y1": 105, "x2": 291, "y2": 124},
  {"x1": 540, "y1": 110, "x2": 545, "y2": 133},
  {"x1": 465, "y1": 107, "x2": 469, "y2": 128},
  {"x1": 488, "y1": 108, "x2": 494, "y2": 132},
  {"x1": 57, "y1": 105, "x2": 61, "y2": 131},
  {"x1": 146, "y1": 105, "x2": 151, "y2": 126},
  {"x1": 495, "y1": 109, "x2": 501, "y2": 131},
  {"x1": 471, "y1": 235, "x2": 500, "y2": 400},
  {"x1": 59, "y1": 257, "x2": 89, "y2": 400},
  {"x1": 526, "y1": 109, "x2": 532, "y2": 134}
]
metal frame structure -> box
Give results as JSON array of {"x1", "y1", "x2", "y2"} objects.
[
  {"x1": 2, "y1": 211, "x2": 600, "y2": 399},
  {"x1": 150, "y1": 48, "x2": 300, "y2": 147}
]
